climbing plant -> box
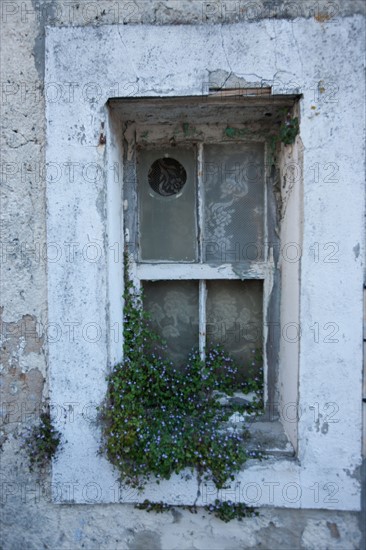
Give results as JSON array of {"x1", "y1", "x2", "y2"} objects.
[{"x1": 100, "y1": 253, "x2": 263, "y2": 496}]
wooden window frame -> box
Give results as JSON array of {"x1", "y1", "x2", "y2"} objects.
[{"x1": 123, "y1": 121, "x2": 275, "y2": 404}]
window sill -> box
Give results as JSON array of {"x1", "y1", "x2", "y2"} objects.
[{"x1": 246, "y1": 419, "x2": 295, "y2": 458}]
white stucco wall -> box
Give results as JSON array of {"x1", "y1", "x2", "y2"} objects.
[{"x1": 44, "y1": 18, "x2": 365, "y2": 508}]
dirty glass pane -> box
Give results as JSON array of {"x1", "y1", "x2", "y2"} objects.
[
  {"x1": 138, "y1": 148, "x2": 197, "y2": 261},
  {"x1": 203, "y1": 143, "x2": 264, "y2": 264},
  {"x1": 206, "y1": 280, "x2": 263, "y2": 379},
  {"x1": 143, "y1": 281, "x2": 199, "y2": 368}
]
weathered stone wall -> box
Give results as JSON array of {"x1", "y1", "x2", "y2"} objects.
[{"x1": 1, "y1": 1, "x2": 365, "y2": 548}]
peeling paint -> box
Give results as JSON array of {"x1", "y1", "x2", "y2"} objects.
[
  {"x1": 327, "y1": 521, "x2": 340, "y2": 539},
  {"x1": 0, "y1": 310, "x2": 44, "y2": 369},
  {"x1": 0, "y1": 366, "x2": 44, "y2": 432}
]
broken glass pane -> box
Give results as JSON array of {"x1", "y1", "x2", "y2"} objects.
[
  {"x1": 143, "y1": 280, "x2": 199, "y2": 368},
  {"x1": 206, "y1": 280, "x2": 263, "y2": 379},
  {"x1": 203, "y1": 143, "x2": 264, "y2": 264},
  {"x1": 138, "y1": 148, "x2": 197, "y2": 261}
]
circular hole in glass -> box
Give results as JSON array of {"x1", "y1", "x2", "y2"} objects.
[{"x1": 148, "y1": 158, "x2": 187, "y2": 197}]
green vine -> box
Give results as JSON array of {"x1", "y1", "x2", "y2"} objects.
[
  {"x1": 205, "y1": 499, "x2": 258, "y2": 522},
  {"x1": 100, "y1": 253, "x2": 263, "y2": 496},
  {"x1": 135, "y1": 500, "x2": 173, "y2": 514},
  {"x1": 135, "y1": 498, "x2": 258, "y2": 522},
  {"x1": 22, "y1": 405, "x2": 62, "y2": 471}
]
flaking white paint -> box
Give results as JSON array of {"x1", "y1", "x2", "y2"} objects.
[{"x1": 45, "y1": 19, "x2": 365, "y2": 508}]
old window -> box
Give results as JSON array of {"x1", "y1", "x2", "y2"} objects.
[
  {"x1": 133, "y1": 142, "x2": 265, "y2": 386},
  {"x1": 114, "y1": 95, "x2": 294, "y2": 405},
  {"x1": 45, "y1": 22, "x2": 363, "y2": 508}
]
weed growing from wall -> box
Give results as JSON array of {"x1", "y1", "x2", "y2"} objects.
[
  {"x1": 279, "y1": 115, "x2": 299, "y2": 145},
  {"x1": 22, "y1": 405, "x2": 62, "y2": 471},
  {"x1": 268, "y1": 111, "x2": 300, "y2": 166}
]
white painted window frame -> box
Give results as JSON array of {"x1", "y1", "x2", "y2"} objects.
[
  {"x1": 126, "y1": 134, "x2": 273, "y2": 400},
  {"x1": 45, "y1": 22, "x2": 364, "y2": 509}
]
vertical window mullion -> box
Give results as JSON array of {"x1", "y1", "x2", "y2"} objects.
[
  {"x1": 199, "y1": 280, "x2": 207, "y2": 361},
  {"x1": 264, "y1": 141, "x2": 269, "y2": 262},
  {"x1": 197, "y1": 142, "x2": 204, "y2": 263},
  {"x1": 197, "y1": 143, "x2": 206, "y2": 361}
]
